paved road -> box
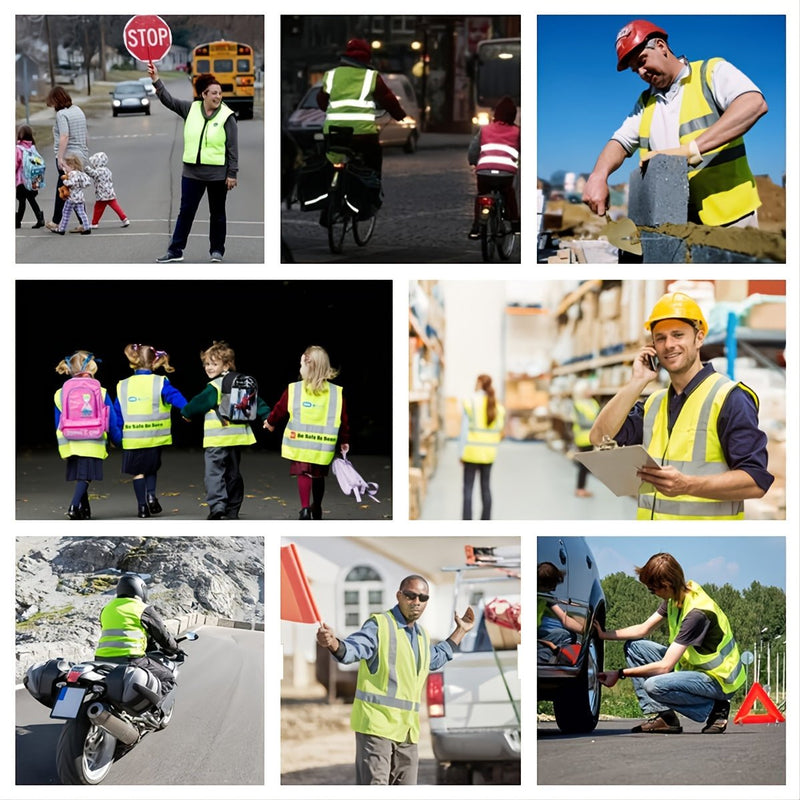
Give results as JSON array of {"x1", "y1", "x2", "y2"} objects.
[
  {"x1": 282, "y1": 135, "x2": 522, "y2": 263},
  {"x1": 15, "y1": 78, "x2": 264, "y2": 264},
  {"x1": 538, "y1": 718, "x2": 785, "y2": 785},
  {"x1": 16, "y1": 626, "x2": 264, "y2": 785}
]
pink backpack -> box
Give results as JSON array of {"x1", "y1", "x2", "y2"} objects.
[
  {"x1": 59, "y1": 376, "x2": 109, "y2": 440},
  {"x1": 331, "y1": 453, "x2": 379, "y2": 503}
]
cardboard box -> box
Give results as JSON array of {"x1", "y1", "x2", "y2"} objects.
[{"x1": 746, "y1": 301, "x2": 786, "y2": 331}]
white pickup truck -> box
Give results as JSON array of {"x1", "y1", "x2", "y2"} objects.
[{"x1": 426, "y1": 547, "x2": 521, "y2": 784}]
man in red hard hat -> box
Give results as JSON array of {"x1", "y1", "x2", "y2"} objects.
[
  {"x1": 582, "y1": 20, "x2": 768, "y2": 228},
  {"x1": 589, "y1": 291, "x2": 773, "y2": 520}
]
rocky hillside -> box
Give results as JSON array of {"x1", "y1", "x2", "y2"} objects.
[{"x1": 16, "y1": 536, "x2": 263, "y2": 682}]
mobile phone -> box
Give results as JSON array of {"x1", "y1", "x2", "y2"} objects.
[{"x1": 648, "y1": 354, "x2": 659, "y2": 372}]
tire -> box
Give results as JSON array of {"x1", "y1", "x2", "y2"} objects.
[
  {"x1": 403, "y1": 131, "x2": 418, "y2": 154},
  {"x1": 112, "y1": 109, "x2": 118, "y2": 118},
  {"x1": 145, "y1": 108, "x2": 150, "y2": 116},
  {"x1": 56, "y1": 714, "x2": 117, "y2": 785},
  {"x1": 440, "y1": 762, "x2": 472, "y2": 784},
  {"x1": 353, "y1": 214, "x2": 376, "y2": 246},
  {"x1": 497, "y1": 215, "x2": 515, "y2": 260},
  {"x1": 158, "y1": 700, "x2": 175, "y2": 729},
  {"x1": 327, "y1": 205, "x2": 348, "y2": 254},
  {"x1": 552, "y1": 631, "x2": 602, "y2": 734},
  {"x1": 480, "y1": 213, "x2": 497, "y2": 262}
]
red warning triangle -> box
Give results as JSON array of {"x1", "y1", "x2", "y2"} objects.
[{"x1": 733, "y1": 682, "x2": 785, "y2": 724}]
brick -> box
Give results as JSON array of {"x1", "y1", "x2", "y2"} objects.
[{"x1": 628, "y1": 155, "x2": 689, "y2": 226}]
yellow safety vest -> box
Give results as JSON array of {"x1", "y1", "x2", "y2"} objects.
[
  {"x1": 281, "y1": 381, "x2": 342, "y2": 465},
  {"x1": 203, "y1": 376, "x2": 256, "y2": 448},
  {"x1": 182, "y1": 101, "x2": 234, "y2": 166},
  {"x1": 460, "y1": 395, "x2": 505, "y2": 464},
  {"x1": 95, "y1": 597, "x2": 148, "y2": 659},
  {"x1": 638, "y1": 371, "x2": 758, "y2": 520},
  {"x1": 118, "y1": 374, "x2": 172, "y2": 450},
  {"x1": 322, "y1": 66, "x2": 379, "y2": 136},
  {"x1": 350, "y1": 611, "x2": 431, "y2": 743},
  {"x1": 667, "y1": 581, "x2": 746, "y2": 695},
  {"x1": 572, "y1": 398, "x2": 600, "y2": 448},
  {"x1": 638, "y1": 59, "x2": 761, "y2": 226},
  {"x1": 54, "y1": 386, "x2": 109, "y2": 460}
]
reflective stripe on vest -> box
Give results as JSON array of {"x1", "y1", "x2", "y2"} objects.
[
  {"x1": 281, "y1": 381, "x2": 342, "y2": 465},
  {"x1": 54, "y1": 386, "x2": 109, "y2": 460},
  {"x1": 667, "y1": 581, "x2": 746, "y2": 694},
  {"x1": 572, "y1": 398, "x2": 600, "y2": 448},
  {"x1": 350, "y1": 611, "x2": 431, "y2": 743},
  {"x1": 460, "y1": 396, "x2": 505, "y2": 464},
  {"x1": 182, "y1": 102, "x2": 234, "y2": 166},
  {"x1": 203, "y1": 376, "x2": 256, "y2": 447},
  {"x1": 637, "y1": 59, "x2": 760, "y2": 226},
  {"x1": 94, "y1": 596, "x2": 148, "y2": 658},
  {"x1": 637, "y1": 372, "x2": 758, "y2": 520},
  {"x1": 476, "y1": 121, "x2": 520, "y2": 173},
  {"x1": 322, "y1": 67, "x2": 379, "y2": 134},
  {"x1": 118, "y1": 374, "x2": 172, "y2": 449}
]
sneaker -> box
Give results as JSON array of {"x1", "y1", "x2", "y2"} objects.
[
  {"x1": 156, "y1": 251, "x2": 183, "y2": 263},
  {"x1": 210, "y1": 251, "x2": 223, "y2": 263},
  {"x1": 631, "y1": 711, "x2": 683, "y2": 734},
  {"x1": 120, "y1": 218, "x2": 130, "y2": 227},
  {"x1": 702, "y1": 699, "x2": 730, "y2": 734}
]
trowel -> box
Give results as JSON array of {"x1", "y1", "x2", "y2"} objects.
[{"x1": 602, "y1": 212, "x2": 642, "y2": 256}]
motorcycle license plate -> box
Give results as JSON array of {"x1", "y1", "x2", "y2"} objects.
[{"x1": 50, "y1": 686, "x2": 86, "y2": 719}]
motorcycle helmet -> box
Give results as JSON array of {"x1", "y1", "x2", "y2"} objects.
[{"x1": 116, "y1": 574, "x2": 148, "y2": 602}]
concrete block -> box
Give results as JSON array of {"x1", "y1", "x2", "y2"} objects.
[
  {"x1": 640, "y1": 231, "x2": 688, "y2": 263},
  {"x1": 690, "y1": 245, "x2": 772, "y2": 263},
  {"x1": 628, "y1": 155, "x2": 689, "y2": 226}
]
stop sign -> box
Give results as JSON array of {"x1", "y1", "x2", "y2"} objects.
[{"x1": 123, "y1": 15, "x2": 172, "y2": 63}]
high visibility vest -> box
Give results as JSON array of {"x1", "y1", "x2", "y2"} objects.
[
  {"x1": 182, "y1": 101, "x2": 234, "y2": 166},
  {"x1": 572, "y1": 398, "x2": 600, "y2": 448},
  {"x1": 637, "y1": 59, "x2": 761, "y2": 226},
  {"x1": 667, "y1": 581, "x2": 746, "y2": 695},
  {"x1": 460, "y1": 395, "x2": 505, "y2": 464},
  {"x1": 117, "y1": 374, "x2": 172, "y2": 449},
  {"x1": 54, "y1": 386, "x2": 109, "y2": 460},
  {"x1": 203, "y1": 376, "x2": 256, "y2": 448},
  {"x1": 476, "y1": 121, "x2": 520, "y2": 174},
  {"x1": 281, "y1": 381, "x2": 342, "y2": 465},
  {"x1": 350, "y1": 611, "x2": 431, "y2": 744},
  {"x1": 637, "y1": 372, "x2": 759, "y2": 520},
  {"x1": 322, "y1": 66, "x2": 379, "y2": 136},
  {"x1": 95, "y1": 597, "x2": 148, "y2": 659}
]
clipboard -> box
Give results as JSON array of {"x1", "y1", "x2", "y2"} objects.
[{"x1": 574, "y1": 444, "x2": 661, "y2": 497}]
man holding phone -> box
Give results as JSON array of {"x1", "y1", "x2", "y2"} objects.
[{"x1": 589, "y1": 291, "x2": 773, "y2": 519}]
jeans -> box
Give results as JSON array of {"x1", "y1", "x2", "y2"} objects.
[
  {"x1": 624, "y1": 639, "x2": 728, "y2": 722},
  {"x1": 462, "y1": 462, "x2": 492, "y2": 519},
  {"x1": 169, "y1": 176, "x2": 228, "y2": 256},
  {"x1": 204, "y1": 446, "x2": 244, "y2": 517},
  {"x1": 355, "y1": 732, "x2": 418, "y2": 785}
]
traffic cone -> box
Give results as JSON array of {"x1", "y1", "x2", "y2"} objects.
[{"x1": 733, "y1": 682, "x2": 785, "y2": 724}]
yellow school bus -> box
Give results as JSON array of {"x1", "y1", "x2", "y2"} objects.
[{"x1": 189, "y1": 40, "x2": 255, "y2": 119}]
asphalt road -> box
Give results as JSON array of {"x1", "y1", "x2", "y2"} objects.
[
  {"x1": 281, "y1": 137, "x2": 522, "y2": 263},
  {"x1": 16, "y1": 626, "x2": 264, "y2": 785},
  {"x1": 538, "y1": 718, "x2": 785, "y2": 785},
  {"x1": 15, "y1": 78, "x2": 264, "y2": 264}
]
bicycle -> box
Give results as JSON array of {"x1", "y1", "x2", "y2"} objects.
[{"x1": 476, "y1": 181, "x2": 517, "y2": 262}]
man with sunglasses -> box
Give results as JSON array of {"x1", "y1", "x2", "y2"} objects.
[
  {"x1": 582, "y1": 19, "x2": 767, "y2": 228},
  {"x1": 594, "y1": 552, "x2": 745, "y2": 734},
  {"x1": 316, "y1": 574, "x2": 475, "y2": 784}
]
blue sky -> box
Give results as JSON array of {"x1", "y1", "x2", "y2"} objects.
[
  {"x1": 587, "y1": 537, "x2": 785, "y2": 591},
  {"x1": 537, "y1": 15, "x2": 787, "y2": 185}
]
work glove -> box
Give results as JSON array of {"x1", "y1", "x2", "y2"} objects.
[{"x1": 640, "y1": 140, "x2": 703, "y2": 166}]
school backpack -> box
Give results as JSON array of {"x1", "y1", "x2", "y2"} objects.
[
  {"x1": 20, "y1": 145, "x2": 46, "y2": 192},
  {"x1": 217, "y1": 372, "x2": 259, "y2": 423},
  {"x1": 58, "y1": 376, "x2": 109, "y2": 440}
]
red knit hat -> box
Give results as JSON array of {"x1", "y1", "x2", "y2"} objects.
[
  {"x1": 494, "y1": 96, "x2": 517, "y2": 124},
  {"x1": 344, "y1": 38, "x2": 371, "y2": 63}
]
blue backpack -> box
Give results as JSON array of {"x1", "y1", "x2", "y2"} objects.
[{"x1": 20, "y1": 145, "x2": 46, "y2": 192}]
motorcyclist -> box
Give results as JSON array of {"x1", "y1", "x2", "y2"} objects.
[{"x1": 95, "y1": 574, "x2": 181, "y2": 700}]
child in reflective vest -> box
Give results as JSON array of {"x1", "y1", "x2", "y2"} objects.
[{"x1": 264, "y1": 345, "x2": 350, "y2": 519}]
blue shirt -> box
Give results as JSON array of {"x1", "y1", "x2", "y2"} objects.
[
  {"x1": 112, "y1": 369, "x2": 189, "y2": 424},
  {"x1": 335, "y1": 604, "x2": 454, "y2": 673},
  {"x1": 614, "y1": 363, "x2": 773, "y2": 492}
]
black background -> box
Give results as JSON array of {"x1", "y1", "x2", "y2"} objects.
[{"x1": 17, "y1": 279, "x2": 392, "y2": 454}]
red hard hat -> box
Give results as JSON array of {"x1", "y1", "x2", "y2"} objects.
[{"x1": 615, "y1": 20, "x2": 668, "y2": 71}]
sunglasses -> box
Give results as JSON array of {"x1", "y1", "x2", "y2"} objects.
[{"x1": 401, "y1": 590, "x2": 429, "y2": 603}]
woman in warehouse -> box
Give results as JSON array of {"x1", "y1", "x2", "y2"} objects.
[{"x1": 459, "y1": 374, "x2": 506, "y2": 519}]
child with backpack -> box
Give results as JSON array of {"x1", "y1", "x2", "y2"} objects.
[
  {"x1": 15, "y1": 125, "x2": 46, "y2": 229},
  {"x1": 54, "y1": 351, "x2": 121, "y2": 519},
  {"x1": 113, "y1": 344, "x2": 188, "y2": 518},
  {"x1": 53, "y1": 154, "x2": 92, "y2": 236},
  {"x1": 264, "y1": 346, "x2": 349, "y2": 519},
  {"x1": 81, "y1": 151, "x2": 130, "y2": 230},
  {"x1": 180, "y1": 340, "x2": 270, "y2": 519}
]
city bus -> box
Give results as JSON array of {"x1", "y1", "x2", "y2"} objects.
[
  {"x1": 189, "y1": 40, "x2": 255, "y2": 119},
  {"x1": 473, "y1": 37, "x2": 521, "y2": 129}
]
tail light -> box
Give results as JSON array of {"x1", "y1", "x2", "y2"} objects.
[
  {"x1": 426, "y1": 673, "x2": 444, "y2": 717},
  {"x1": 478, "y1": 195, "x2": 494, "y2": 218},
  {"x1": 67, "y1": 666, "x2": 87, "y2": 683}
]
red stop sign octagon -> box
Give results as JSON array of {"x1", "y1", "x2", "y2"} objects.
[{"x1": 123, "y1": 15, "x2": 173, "y2": 63}]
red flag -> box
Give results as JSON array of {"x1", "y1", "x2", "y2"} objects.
[{"x1": 281, "y1": 544, "x2": 321, "y2": 623}]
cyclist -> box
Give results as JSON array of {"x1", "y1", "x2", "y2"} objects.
[
  {"x1": 467, "y1": 96, "x2": 520, "y2": 239},
  {"x1": 317, "y1": 38, "x2": 408, "y2": 178}
]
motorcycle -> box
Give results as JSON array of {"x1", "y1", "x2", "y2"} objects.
[{"x1": 24, "y1": 631, "x2": 198, "y2": 785}]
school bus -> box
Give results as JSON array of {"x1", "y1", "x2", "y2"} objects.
[{"x1": 189, "y1": 40, "x2": 255, "y2": 119}]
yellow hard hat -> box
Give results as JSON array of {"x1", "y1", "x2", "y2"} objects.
[{"x1": 644, "y1": 292, "x2": 708, "y2": 335}]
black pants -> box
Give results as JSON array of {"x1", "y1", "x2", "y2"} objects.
[
  {"x1": 476, "y1": 173, "x2": 519, "y2": 222},
  {"x1": 462, "y1": 462, "x2": 492, "y2": 520},
  {"x1": 130, "y1": 655, "x2": 175, "y2": 697},
  {"x1": 16, "y1": 184, "x2": 42, "y2": 226}
]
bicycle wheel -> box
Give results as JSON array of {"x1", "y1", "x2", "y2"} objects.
[
  {"x1": 353, "y1": 214, "x2": 376, "y2": 246},
  {"x1": 497, "y1": 213, "x2": 516, "y2": 260},
  {"x1": 327, "y1": 204, "x2": 348, "y2": 255},
  {"x1": 480, "y1": 213, "x2": 497, "y2": 261}
]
